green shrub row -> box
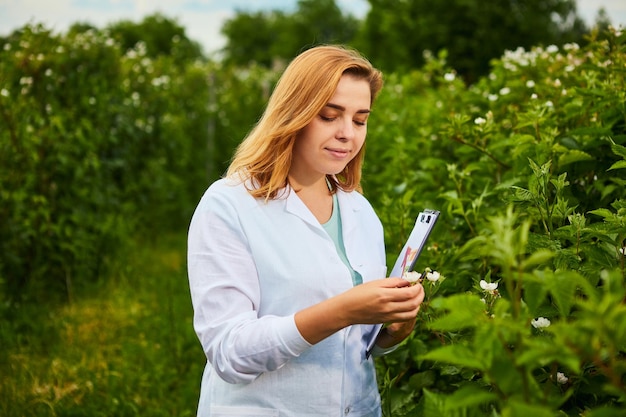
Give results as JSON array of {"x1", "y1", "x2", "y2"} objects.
[
  {"x1": 0, "y1": 24, "x2": 273, "y2": 301},
  {"x1": 364, "y1": 28, "x2": 626, "y2": 416}
]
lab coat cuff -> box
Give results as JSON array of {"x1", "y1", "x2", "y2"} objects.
[{"x1": 284, "y1": 314, "x2": 313, "y2": 355}]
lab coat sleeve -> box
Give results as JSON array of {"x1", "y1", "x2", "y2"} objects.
[{"x1": 187, "y1": 186, "x2": 312, "y2": 384}]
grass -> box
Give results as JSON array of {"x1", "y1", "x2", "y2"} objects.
[{"x1": 0, "y1": 233, "x2": 205, "y2": 416}]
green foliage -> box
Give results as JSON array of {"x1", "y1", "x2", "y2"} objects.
[
  {"x1": 366, "y1": 27, "x2": 626, "y2": 416},
  {"x1": 105, "y1": 13, "x2": 204, "y2": 61},
  {"x1": 2, "y1": 13, "x2": 626, "y2": 417},
  {"x1": 221, "y1": 0, "x2": 359, "y2": 67},
  {"x1": 357, "y1": 0, "x2": 589, "y2": 82},
  {"x1": 0, "y1": 20, "x2": 212, "y2": 302}
]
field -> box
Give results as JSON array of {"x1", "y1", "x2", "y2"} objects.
[{"x1": 0, "y1": 234, "x2": 204, "y2": 416}]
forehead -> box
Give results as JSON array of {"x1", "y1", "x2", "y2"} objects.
[{"x1": 327, "y1": 75, "x2": 371, "y2": 109}]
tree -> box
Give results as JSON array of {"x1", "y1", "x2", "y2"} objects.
[
  {"x1": 106, "y1": 13, "x2": 204, "y2": 63},
  {"x1": 221, "y1": 10, "x2": 286, "y2": 67},
  {"x1": 356, "y1": 0, "x2": 588, "y2": 82},
  {"x1": 592, "y1": 7, "x2": 613, "y2": 40},
  {"x1": 221, "y1": 0, "x2": 359, "y2": 67}
]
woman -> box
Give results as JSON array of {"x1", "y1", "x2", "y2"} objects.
[{"x1": 187, "y1": 45, "x2": 424, "y2": 417}]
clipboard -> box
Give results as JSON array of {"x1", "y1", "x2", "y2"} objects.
[{"x1": 365, "y1": 209, "x2": 440, "y2": 358}]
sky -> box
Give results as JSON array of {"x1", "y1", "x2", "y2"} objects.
[{"x1": 1, "y1": 0, "x2": 624, "y2": 56}]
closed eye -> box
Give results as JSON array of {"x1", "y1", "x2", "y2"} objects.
[{"x1": 320, "y1": 115, "x2": 367, "y2": 126}]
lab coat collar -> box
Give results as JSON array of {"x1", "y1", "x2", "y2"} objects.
[{"x1": 284, "y1": 184, "x2": 365, "y2": 235}]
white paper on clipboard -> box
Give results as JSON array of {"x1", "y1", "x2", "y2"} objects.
[{"x1": 365, "y1": 209, "x2": 440, "y2": 358}]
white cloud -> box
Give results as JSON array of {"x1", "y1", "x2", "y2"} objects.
[
  {"x1": 578, "y1": 0, "x2": 626, "y2": 25},
  {"x1": 179, "y1": 9, "x2": 233, "y2": 55}
]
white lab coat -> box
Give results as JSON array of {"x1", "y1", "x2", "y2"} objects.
[{"x1": 187, "y1": 177, "x2": 387, "y2": 417}]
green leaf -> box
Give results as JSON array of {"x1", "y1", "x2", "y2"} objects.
[
  {"x1": 607, "y1": 160, "x2": 626, "y2": 170},
  {"x1": 515, "y1": 336, "x2": 581, "y2": 373},
  {"x1": 521, "y1": 249, "x2": 554, "y2": 269},
  {"x1": 510, "y1": 186, "x2": 534, "y2": 202},
  {"x1": 586, "y1": 407, "x2": 626, "y2": 417},
  {"x1": 502, "y1": 398, "x2": 557, "y2": 417},
  {"x1": 422, "y1": 345, "x2": 486, "y2": 370},
  {"x1": 523, "y1": 278, "x2": 548, "y2": 315},
  {"x1": 558, "y1": 149, "x2": 593, "y2": 166},
  {"x1": 443, "y1": 384, "x2": 498, "y2": 411},
  {"x1": 428, "y1": 294, "x2": 488, "y2": 331},
  {"x1": 544, "y1": 270, "x2": 587, "y2": 317},
  {"x1": 588, "y1": 208, "x2": 614, "y2": 219},
  {"x1": 422, "y1": 389, "x2": 447, "y2": 417},
  {"x1": 610, "y1": 140, "x2": 626, "y2": 159}
]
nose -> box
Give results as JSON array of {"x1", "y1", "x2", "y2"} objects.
[{"x1": 337, "y1": 117, "x2": 355, "y2": 141}]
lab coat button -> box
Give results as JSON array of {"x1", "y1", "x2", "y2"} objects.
[{"x1": 344, "y1": 406, "x2": 350, "y2": 414}]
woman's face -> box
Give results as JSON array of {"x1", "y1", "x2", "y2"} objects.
[{"x1": 290, "y1": 74, "x2": 371, "y2": 184}]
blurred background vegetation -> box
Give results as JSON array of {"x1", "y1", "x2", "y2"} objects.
[{"x1": 1, "y1": 0, "x2": 624, "y2": 415}]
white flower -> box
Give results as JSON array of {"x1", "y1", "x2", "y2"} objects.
[
  {"x1": 151, "y1": 75, "x2": 170, "y2": 87},
  {"x1": 526, "y1": 80, "x2": 535, "y2": 88},
  {"x1": 474, "y1": 117, "x2": 486, "y2": 125},
  {"x1": 544, "y1": 101, "x2": 554, "y2": 108},
  {"x1": 444, "y1": 72, "x2": 456, "y2": 82},
  {"x1": 488, "y1": 94, "x2": 498, "y2": 102},
  {"x1": 557, "y1": 372, "x2": 568, "y2": 384},
  {"x1": 499, "y1": 87, "x2": 511, "y2": 95},
  {"x1": 531, "y1": 93, "x2": 538, "y2": 99},
  {"x1": 480, "y1": 280, "x2": 498, "y2": 292},
  {"x1": 547, "y1": 44, "x2": 559, "y2": 53},
  {"x1": 531, "y1": 317, "x2": 551, "y2": 329},
  {"x1": 426, "y1": 270, "x2": 441, "y2": 282},
  {"x1": 403, "y1": 271, "x2": 422, "y2": 284},
  {"x1": 0, "y1": 89, "x2": 8, "y2": 97}
]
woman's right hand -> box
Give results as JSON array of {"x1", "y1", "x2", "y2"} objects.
[
  {"x1": 338, "y1": 277, "x2": 424, "y2": 325},
  {"x1": 294, "y1": 277, "x2": 424, "y2": 345}
]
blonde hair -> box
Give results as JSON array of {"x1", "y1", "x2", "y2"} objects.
[{"x1": 226, "y1": 45, "x2": 383, "y2": 199}]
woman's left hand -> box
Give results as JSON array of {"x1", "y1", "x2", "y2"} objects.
[{"x1": 375, "y1": 289, "x2": 422, "y2": 349}]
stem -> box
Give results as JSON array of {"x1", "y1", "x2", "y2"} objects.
[
  {"x1": 452, "y1": 170, "x2": 477, "y2": 236},
  {"x1": 450, "y1": 135, "x2": 510, "y2": 169}
]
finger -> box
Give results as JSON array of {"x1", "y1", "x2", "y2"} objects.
[{"x1": 384, "y1": 277, "x2": 411, "y2": 288}]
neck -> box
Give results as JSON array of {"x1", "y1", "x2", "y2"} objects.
[
  {"x1": 288, "y1": 174, "x2": 333, "y2": 223},
  {"x1": 288, "y1": 173, "x2": 329, "y2": 194}
]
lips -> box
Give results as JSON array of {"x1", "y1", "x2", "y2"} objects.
[{"x1": 325, "y1": 147, "x2": 350, "y2": 158}]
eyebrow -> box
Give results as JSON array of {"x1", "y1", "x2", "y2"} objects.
[{"x1": 325, "y1": 103, "x2": 371, "y2": 114}]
